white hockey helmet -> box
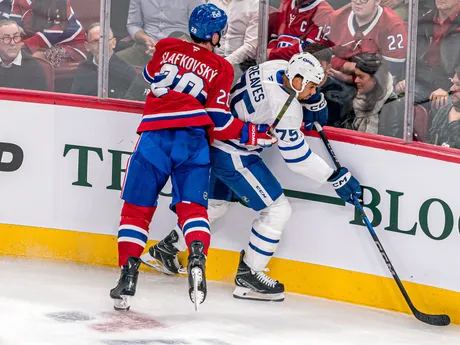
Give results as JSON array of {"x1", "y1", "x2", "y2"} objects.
[{"x1": 285, "y1": 52, "x2": 325, "y2": 96}]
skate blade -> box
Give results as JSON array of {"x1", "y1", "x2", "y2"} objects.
[
  {"x1": 140, "y1": 252, "x2": 185, "y2": 276},
  {"x1": 190, "y1": 267, "x2": 204, "y2": 311},
  {"x1": 113, "y1": 295, "x2": 131, "y2": 311},
  {"x1": 233, "y1": 286, "x2": 285, "y2": 302}
]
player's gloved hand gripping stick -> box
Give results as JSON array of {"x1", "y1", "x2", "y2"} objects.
[{"x1": 314, "y1": 121, "x2": 450, "y2": 327}]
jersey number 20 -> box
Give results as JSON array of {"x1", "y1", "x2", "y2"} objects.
[{"x1": 154, "y1": 63, "x2": 204, "y2": 97}]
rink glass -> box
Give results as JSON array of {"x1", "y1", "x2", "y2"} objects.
[{"x1": 7, "y1": 0, "x2": 454, "y2": 147}]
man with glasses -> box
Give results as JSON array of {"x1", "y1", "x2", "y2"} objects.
[
  {"x1": 0, "y1": 19, "x2": 46, "y2": 91},
  {"x1": 71, "y1": 23, "x2": 136, "y2": 99},
  {"x1": 324, "y1": 0, "x2": 407, "y2": 83}
]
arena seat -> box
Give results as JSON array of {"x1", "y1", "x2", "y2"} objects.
[
  {"x1": 54, "y1": 62, "x2": 81, "y2": 93},
  {"x1": 413, "y1": 104, "x2": 429, "y2": 142},
  {"x1": 35, "y1": 57, "x2": 55, "y2": 92}
]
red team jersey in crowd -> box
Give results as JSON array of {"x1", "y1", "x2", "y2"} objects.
[
  {"x1": 325, "y1": 6, "x2": 407, "y2": 70},
  {"x1": 10, "y1": 0, "x2": 86, "y2": 57},
  {"x1": 268, "y1": 0, "x2": 333, "y2": 61},
  {"x1": 141, "y1": 38, "x2": 243, "y2": 143}
]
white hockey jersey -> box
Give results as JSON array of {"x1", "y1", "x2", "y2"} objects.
[{"x1": 212, "y1": 60, "x2": 334, "y2": 183}]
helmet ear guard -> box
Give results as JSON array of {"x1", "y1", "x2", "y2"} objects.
[{"x1": 285, "y1": 52, "x2": 325, "y2": 97}]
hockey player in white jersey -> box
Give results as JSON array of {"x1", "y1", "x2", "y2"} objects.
[{"x1": 143, "y1": 52, "x2": 363, "y2": 301}]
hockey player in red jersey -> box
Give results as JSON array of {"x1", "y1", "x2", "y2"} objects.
[
  {"x1": 324, "y1": 0, "x2": 407, "y2": 81},
  {"x1": 110, "y1": 3, "x2": 274, "y2": 311},
  {"x1": 267, "y1": 0, "x2": 333, "y2": 61}
]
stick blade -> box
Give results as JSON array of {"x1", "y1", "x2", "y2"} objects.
[{"x1": 414, "y1": 311, "x2": 450, "y2": 326}]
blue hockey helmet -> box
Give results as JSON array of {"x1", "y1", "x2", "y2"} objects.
[{"x1": 189, "y1": 4, "x2": 228, "y2": 42}]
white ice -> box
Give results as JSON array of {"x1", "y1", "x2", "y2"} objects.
[{"x1": 0, "y1": 257, "x2": 458, "y2": 345}]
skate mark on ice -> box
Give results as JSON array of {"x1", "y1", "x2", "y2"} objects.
[
  {"x1": 45, "y1": 311, "x2": 94, "y2": 323},
  {"x1": 102, "y1": 340, "x2": 232, "y2": 345},
  {"x1": 102, "y1": 341, "x2": 189, "y2": 345},
  {"x1": 90, "y1": 311, "x2": 166, "y2": 332},
  {"x1": 202, "y1": 340, "x2": 232, "y2": 345}
]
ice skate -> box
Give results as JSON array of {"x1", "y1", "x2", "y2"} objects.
[
  {"x1": 141, "y1": 229, "x2": 185, "y2": 275},
  {"x1": 187, "y1": 241, "x2": 207, "y2": 311},
  {"x1": 233, "y1": 250, "x2": 285, "y2": 302},
  {"x1": 110, "y1": 256, "x2": 142, "y2": 311}
]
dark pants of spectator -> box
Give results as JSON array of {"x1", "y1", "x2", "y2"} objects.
[{"x1": 117, "y1": 42, "x2": 151, "y2": 67}]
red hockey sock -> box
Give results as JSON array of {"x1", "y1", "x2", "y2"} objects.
[
  {"x1": 117, "y1": 201, "x2": 156, "y2": 267},
  {"x1": 176, "y1": 202, "x2": 210, "y2": 256}
]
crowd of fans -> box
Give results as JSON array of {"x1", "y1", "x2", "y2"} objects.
[{"x1": 0, "y1": 0, "x2": 459, "y2": 149}]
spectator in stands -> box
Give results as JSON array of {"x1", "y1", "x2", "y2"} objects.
[
  {"x1": 71, "y1": 23, "x2": 136, "y2": 99},
  {"x1": 117, "y1": 0, "x2": 204, "y2": 66},
  {"x1": 326, "y1": 0, "x2": 407, "y2": 84},
  {"x1": 395, "y1": 0, "x2": 460, "y2": 103},
  {"x1": 304, "y1": 42, "x2": 356, "y2": 126},
  {"x1": 341, "y1": 53, "x2": 404, "y2": 138},
  {"x1": 10, "y1": 0, "x2": 87, "y2": 67},
  {"x1": 0, "y1": 0, "x2": 11, "y2": 19},
  {"x1": 208, "y1": 0, "x2": 258, "y2": 81},
  {"x1": 267, "y1": 0, "x2": 333, "y2": 61},
  {"x1": 0, "y1": 19, "x2": 47, "y2": 91},
  {"x1": 110, "y1": 0, "x2": 132, "y2": 52},
  {"x1": 427, "y1": 66, "x2": 460, "y2": 148}
]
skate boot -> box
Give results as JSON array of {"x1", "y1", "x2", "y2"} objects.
[
  {"x1": 141, "y1": 229, "x2": 184, "y2": 275},
  {"x1": 187, "y1": 241, "x2": 207, "y2": 311},
  {"x1": 233, "y1": 250, "x2": 285, "y2": 302},
  {"x1": 110, "y1": 256, "x2": 142, "y2": 311}
]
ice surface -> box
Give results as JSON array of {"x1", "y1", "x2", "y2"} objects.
[{"x1": 0, "y1": 257, "x2": 458, "y2": 345}]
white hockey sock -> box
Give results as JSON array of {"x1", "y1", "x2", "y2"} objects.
[
  {"x1": 244, "y1": 195, "x2": 291, "y2": 271},
  {"x1": 245, "y1": 224, "x2": 281, "y2": 271}
]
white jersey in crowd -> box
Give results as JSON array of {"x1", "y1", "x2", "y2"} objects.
[{"x1": 212, "y1": 60, "x2": 334, "y2": 183}]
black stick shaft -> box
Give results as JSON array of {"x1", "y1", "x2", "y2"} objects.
[{"x1": 313, "y1": 122, "x2": 450, "y2": 326}]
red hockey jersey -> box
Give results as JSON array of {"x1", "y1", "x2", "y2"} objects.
[
  {"x1": 268, "y1": 0, "x2": 333, "y2": 61},
  {"x1": 141, "y1": 38, "x2": 242, "y2": 143},
  {"x1": 325, "y1": 6, "x2": 407, "y2": 70},
  {"x1": 10, "y1": 0, "x2": 86, "y2": 57}
]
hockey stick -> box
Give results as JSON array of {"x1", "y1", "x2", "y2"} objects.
[
  {"x1": 272, "y1": 86, "x2": 296, "y2": 128},
  {"x1": 313, "y1": 121, "x2": 451, "y2": 327}
]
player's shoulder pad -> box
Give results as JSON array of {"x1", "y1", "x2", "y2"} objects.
[
  {"x1": 218, "y1": 54, "x2": 234, "y2": 72},
  {"x1": 214, "y1": 55, "x2": 234, "y2": 79},
  {"x1": 156, "y1": 37, "x2": 182, "y2": 50}
]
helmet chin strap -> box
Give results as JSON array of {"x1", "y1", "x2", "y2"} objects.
[
  {"x1": 211, "y1": 33, "x2": 222, "y2": 49},
  {"x1": 289, "y1": 78, "x2": 307, "y2": 98}
]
